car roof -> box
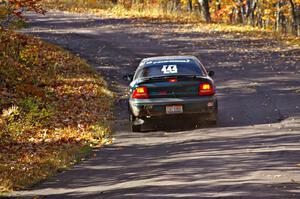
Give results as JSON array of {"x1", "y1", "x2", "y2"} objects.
[{"x1": 139, "y1": 55, "x2": 199, "y2": 68}]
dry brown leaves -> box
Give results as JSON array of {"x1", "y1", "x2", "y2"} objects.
[{"x1": 0, "y1": 30, "x2": 114, "y2": 193}]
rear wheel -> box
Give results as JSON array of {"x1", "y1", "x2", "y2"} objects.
[
  {"x1": 131, "y1": 123, "x2": 142, "y2": 132},
  {"x1": 130, "y1": 113, "x2": 142, "y2": 132},
  {"x1": 206, "y1": 111, "x2": 218, "y2": 125}
]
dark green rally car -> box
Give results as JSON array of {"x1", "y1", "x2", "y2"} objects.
[{"x1": 124, "y1": 56, "x2": 218, "y2": 132}]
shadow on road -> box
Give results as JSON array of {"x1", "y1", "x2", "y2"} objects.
[
  {"x1": 14, "y1": 122, "x2": 300, "y2": 198},
  {"x1": 12, "y1": 11, "x2": 300, "y2": 198},
  {"x1": 22, "y1": 12, "x2": 300, "y2": 132}
]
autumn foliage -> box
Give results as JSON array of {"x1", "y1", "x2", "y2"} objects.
[
  {"x1": 0, "y1": 30, "x2": 113, "y2": 192},
  {"x1": 44, "y1": 0, "x2": 300, "y2": 36},
  {"x1": 0, "y1": 0, "x2": 45, "y2": 29}
]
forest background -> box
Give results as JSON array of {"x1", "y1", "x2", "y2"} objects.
[{"x1": 43, "y1": 0, "x2": 300, "y2": 36}]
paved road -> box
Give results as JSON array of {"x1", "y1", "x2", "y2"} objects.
[{"x1": 11, "y1": 11, "x2": 300, "y2": 198}]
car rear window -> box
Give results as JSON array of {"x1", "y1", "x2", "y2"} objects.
[{"x1": 134, "y1": 59, "x2": 203, "y2": 79}]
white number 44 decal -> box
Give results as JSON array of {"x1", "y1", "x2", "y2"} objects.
[{"x1": 161, "y1": 65, "x2": 178, "y2": 74}]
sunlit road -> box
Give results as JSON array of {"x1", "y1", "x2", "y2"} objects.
[{"x1": 11, "y1": 11, "x2": 300, "y2": 198}]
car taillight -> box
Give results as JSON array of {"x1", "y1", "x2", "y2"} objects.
[
  {"x1": 132, "y1": 86, "x2": 149, "y2": 99},
  {"x1": 199, "y1": 83, "x2": 214, "y2": 96},
  {"x1": 168, "y1": 78, "x2": 177, "y2": 83}
]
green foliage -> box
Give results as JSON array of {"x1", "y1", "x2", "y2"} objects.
[
  {"x1": 0, "y1": 97, "x2": 53, "y2": 143},
  {"x1": 18, "y1": 97, "x2": 53, "y2": 126},
  {"x1": 19, "y1": 45, "x2": 39, "y2": 65}
]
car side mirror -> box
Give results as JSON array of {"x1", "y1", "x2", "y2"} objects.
[
  {"x1": 208, "y1": 71, "x2": 215, "y2": 77},
  {"x1": 123, "y1": 74, "x2": 134, "y2": 82}
]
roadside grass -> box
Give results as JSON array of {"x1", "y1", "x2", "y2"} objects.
[
  {"x1": 0, "y1": 30, "x2": 114, "y2": 193},
  {"x1": 43, "y1": 0, "x2": 299, "y2": 48}
]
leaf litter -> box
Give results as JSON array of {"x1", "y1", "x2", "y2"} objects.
[{"x1": 0, "y1": 30, "x2": 114, "y2": 193}]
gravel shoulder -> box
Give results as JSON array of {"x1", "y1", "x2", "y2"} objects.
[{"x1": 10, "y1": 11, "x2": 300, "y2": 198}]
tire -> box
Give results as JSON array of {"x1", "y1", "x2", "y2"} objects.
[
  {"x1": 130, "y1": 113, "x2": 142, "y2": 132},
  {"x1": 131, "y1": 123, "x2": 142, "y2": 132},
  {"x1": 206, "y1": 112, "x2": 218, "y2": 125}
]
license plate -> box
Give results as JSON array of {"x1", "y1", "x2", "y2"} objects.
[{"x1": 166, "y1": 105, "x2": 183, "y2": 114}]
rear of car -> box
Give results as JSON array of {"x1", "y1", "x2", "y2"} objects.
[{"x1": 128, "y1": 56, "x2": 217, "y2": 132}]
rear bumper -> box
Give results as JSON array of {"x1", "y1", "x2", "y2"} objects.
[{"x1": 129, "y1": 96, "x2": 217, "y2": 118}]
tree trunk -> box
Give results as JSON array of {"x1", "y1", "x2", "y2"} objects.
[
  {"x1": 187, "y1": 0, "x2": 193, "y2": 12},
  {"x1": 276, "y1": 0, "x2": 286, "y2": 33},
  {"x1": 297, "y1": 5, "x2": 300, "y2": 36},
  {"x1": 256, "y1": 0, "x2": 263, "y2": 28},
  {"x1": 245, "y1": 0, "x2": 257, "y2": 26},
  {"x1": 198, "y1": 0, "x2": 211, "y2": 22},
  {"x1": 172, "y1": 0, "x2": 181, "y2": 12},
  {"x1": 216, "y1": 0, "x2": 221, "y2": 11},
  {"x1": 239, "y1": 0, "x2": 246, "y2": 24},
  {"x1": 289, "y1": 0, "x2": 299, "y2": 36}
]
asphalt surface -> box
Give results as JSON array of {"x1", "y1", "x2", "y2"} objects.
[{"x1": 9, "y1": 11, "x2": 300, "y2": 198}]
